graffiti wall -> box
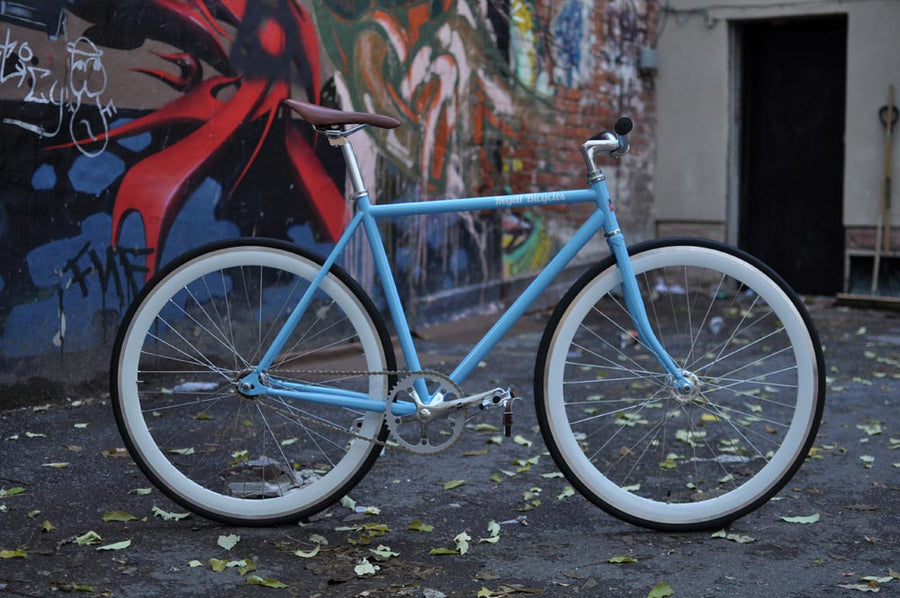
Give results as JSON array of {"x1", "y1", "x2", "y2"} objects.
[{"x1": 0, "y1": 0, "x2": 657, "y2": 380}]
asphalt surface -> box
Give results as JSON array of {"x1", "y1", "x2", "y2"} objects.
[{"x1": 0, "y1": 298, "x2": 898, "y2": 597}]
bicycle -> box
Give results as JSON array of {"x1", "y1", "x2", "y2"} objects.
[{"x1": 110, "y1": 100, "x2": 825, "y2": 531}]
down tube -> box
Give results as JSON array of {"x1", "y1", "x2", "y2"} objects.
[{"x1": 449, "y1": 208, "x2": 608, "y2": 385}]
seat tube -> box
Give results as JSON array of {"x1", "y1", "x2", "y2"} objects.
[
  {"x1": 592, "y1": 178, "x2": 693, "y2": 394},
  {"x1": 357, "y1": 197, "x2": 423, "y2": 375}
]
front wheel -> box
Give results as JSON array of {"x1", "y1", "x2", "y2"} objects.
[
  {"x1": 111, "y1": 239, "x2": 395, "y2": 526},
  {"x1": 535, "y1": 238, "x2": 825, "y2": 530}
]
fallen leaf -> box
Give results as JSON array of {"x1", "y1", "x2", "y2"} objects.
[
  {"x1": 369, "y1": 544, "x2": 399, "y2": 559},
  {"x1": 780, "y1": 513, "x2": 820, "y2": 524},
  {"x1": 557, "y1": 486, "x2": 576, "y2": 500},
  {"x1": 711, "y1": 530, "x2": 755, "y2": 543},
  {"x1": 857, "y1": 422, "x2": 883, "y2": 436},
  {"x1": 340, "y1": 496, "x2": 357, "y2": 510},
  {"x1": 609, "y1": 555, "x2": 639, "y2": 564},
  {"x1": 294, "y1": 545, "x2": 321, "y2": 559},
  {"x1": 232, "y1": 559, "x2": 255, "y2": 575},
  {"x1": 408, "y1": 520, "x2": 434, "y2": 533},
  {"x1": 217, "y1": 534, "x2": 240, "y2": 551},
  {"x1": 0, "y1": 487, "x2": 25, "y2": 498},
  {"x1": 42, "y1": 520, "x2": 55, "y2": 533},
  {"x1": 96, "y1": 540, "x2": 132, "y2": 551},
  {"x1": 354, "y1": 558, "x2": 378, "y2": 577},
  {"x1": 513, "y1": 435, "x2": 533, "y2": 447},
  {"x1": 443, "y1": 480, "x2": 467, "y2": 491},
  {"x1": 167, "y1": 447, "x2": 195, "y2": 456},
  {"x1": 74, "y1": 423, "x2": 89, "y2": 429},
  {"x1": 25, "y1": 432, "x2": 46, "y2": 438},
  {"x1": 473, "y1": 423, "x2": 500, "y2": 432},
  {"x1": 187, "y1": 560, "x2": 203, "y2": 568},
  {"x1": 479, "y1": 520, "x2": 501, "y2": 544},
  {"x1": 129, "y1": 488, "x2": 153, "y2": 496},
  {"x1": 75, "y1": 531, "x2": 103, "y2": 546},
  {"x1": 429, "y1": 547, "x2": 459, "y2": 556},
  {"x1": 246, "y1": 575, "x2": 288, "y2": 588},
  {"x1": 647, "y1": 581, "x2": 675, "y2": 598},
  {"x1": 541, "y1": 472, "x2": 564, "y2": 479},
  {"x1": 102, "y1": 511, "x2": 137, "y2": 523},
  {"x1": 455, "y1": 532, "x2": 472, "y2": 556},
  {"x1": 41, "y1": 462, "x2": 69, "y2": 469},
  {"x1": 209, "y1": 558, "x2": 228, "y2": 572},
  {"x1": 151, "y1": 506, "x2": 190, "y2": 521},
  {"x1": 0, "y1": 549, "x2": 26, "y2": 559}
]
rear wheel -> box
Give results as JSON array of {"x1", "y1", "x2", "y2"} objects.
[
  {"x1": 535, "y1": 238, "x2": 825, "y2": 530},
  {"x1": 111, "y1": 239, "x2": 394, "y2": 525}
]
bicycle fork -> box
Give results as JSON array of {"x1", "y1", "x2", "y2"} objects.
[{"x1": 591, "y1": 177, "x2": 695, "y2": 395}]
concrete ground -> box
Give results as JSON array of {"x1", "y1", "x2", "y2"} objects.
[{"x1": 0, "y1": 298, "x2": 898, "y2": 597}]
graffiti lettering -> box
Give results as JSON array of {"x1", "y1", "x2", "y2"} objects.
[
  {"x1": 0, "y1": 29, "x2": 115, "y2": 156},
  {"x1": 61, "y1": 242, "x2": 152, "y2": 308}
]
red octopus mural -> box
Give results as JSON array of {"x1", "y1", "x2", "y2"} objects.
[{"x1": 54, "y1": 0, "x2": 343, "y2": 276}]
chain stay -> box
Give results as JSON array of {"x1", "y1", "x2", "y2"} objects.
[{"x1": 265, "y1": 368, "x2": 456, "y2": 446}]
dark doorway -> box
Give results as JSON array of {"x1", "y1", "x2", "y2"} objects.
[{"x1": 738, "y1": 17, "x2": 847, "y2": 294}]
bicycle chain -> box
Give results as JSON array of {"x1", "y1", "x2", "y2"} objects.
[{"x1": 263, "y1": 368, "x2": 458, "y2": 446}]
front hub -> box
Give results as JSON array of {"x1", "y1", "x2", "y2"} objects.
[{"x1": 673, "y1": 370, "x2": 701, "y2": 403}]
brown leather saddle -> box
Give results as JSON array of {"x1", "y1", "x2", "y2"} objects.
[{"x1": 282, "y1": 99, "x2": 401, "y2": 130}]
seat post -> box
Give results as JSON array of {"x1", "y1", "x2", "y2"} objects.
[{"x1": 325, "y1": 129, "x2": 368, "y2": 199}]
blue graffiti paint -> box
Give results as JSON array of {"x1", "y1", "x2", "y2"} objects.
[
  {"x1": 68, "y1": 152, "x2": 126, "y2": 195},
  {"x1": 31, "y1": 164, "x2": 57, "y2": 190},
  {"x1": 110, "y1": 118, "x2": 153, "y2": 153},
  {"x1": 287, "y1": 223, "x2": 336, "y2": 256},
  {"x1": 157, "y1": 177, "x2": 240, "y2": 267},
  {"x1": 554, "y1": 1, "x2": 584, "y2": 87}
]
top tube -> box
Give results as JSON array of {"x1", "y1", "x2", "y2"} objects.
[{"x1": 367, "y1": 189, "x2": 598, "y2": 218}]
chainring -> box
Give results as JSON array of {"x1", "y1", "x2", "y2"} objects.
[{"x1": 385, "y1": 372, "x2": 466, "y2": 454}]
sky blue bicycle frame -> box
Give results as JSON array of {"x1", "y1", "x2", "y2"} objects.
[{"x1": 237, "y1": 129, "x2": 694, "y2": 416}]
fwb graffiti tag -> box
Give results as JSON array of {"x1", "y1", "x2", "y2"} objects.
[{"x1": 1, "y1": 28, "x2": 115, "y2": 156}]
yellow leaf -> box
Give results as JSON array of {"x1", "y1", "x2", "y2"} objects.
[
  {"x1": 209, "y1": 558, "x2": 228, "y2": 572},
  {"x1": 443, "y1": 479, "x2": 467, "y2": 490},
  {"x1": 102, "y1": 511, "x2": 137, "y2": 523},
  {"x1": 246, "y1": 576, "x2": 287, "y2": 589},
  {"x1": 407, "y1": 520, "x2": 434, "y2": 532},
  {"x1": 0, "y1": 549, "x2": 26, "y2": 558}
]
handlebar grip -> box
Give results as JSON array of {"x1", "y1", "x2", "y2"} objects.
[{"x1": 614, "y1": 117, "x2": 633, "y2": 136}]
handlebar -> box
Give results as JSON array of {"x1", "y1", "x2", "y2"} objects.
[{"x1": 581, "y1": 117, "x2": 632, "y2": 180}]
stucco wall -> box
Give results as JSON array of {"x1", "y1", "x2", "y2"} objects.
[
  {"x1": 655, "y1": 0, "x2": 900, "y2": 240},
  {"x1": 0, "y1": 0, "x2": 658, "y2": 386}
]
